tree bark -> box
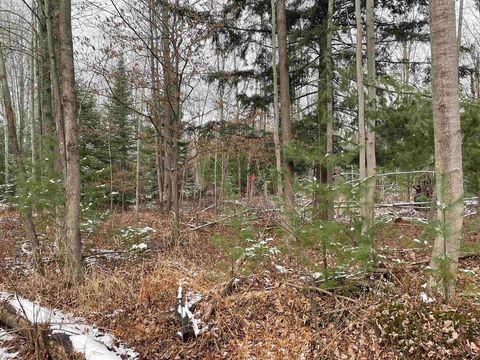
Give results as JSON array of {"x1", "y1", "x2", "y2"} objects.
[
  {"x1": 45, "y1": 0, "x2": 68, "y2": 256},
  {"x1": 45, "y1": 0, "x2": 66, "y2": 176},
  {"x1": 457, "y1": 0, "x2": 464, "y2": 51},
  {"x1": 270, "y1": 0, "x2": 283, "y2": 198},
  {"x1": 355, "y1": 0, "x2": 367, "y2": 219},
  {"x1": 38, "y1": 0, "x2": 55, "y2": 171},
  {"x1": 29, "y1": 11, "x2": 37, "y2": 178},
  {"x1": 325, "y1": 0, "x2": 334, "y2": 220},
  {"x1": 161, "y1": 0, "x2": 180, "y2": 244},
  {"x1": 134, "y1": 115, "x2": 141, "y2": 220},
  {"x1": 429, "y1": 0, "x2": 464, "y2": 301},
  {"x1": 277, "y1": 0, "x2": 296, "y2": 210},
  {"x1": 365, "y1": 0, "x2": 377, "y2": 227},
  {"x1": 58, "y1": 0, "x2": 84, "y2": 281},
  {"x1": 149, "y1": 0, "x2": 164, "y2": 211}
]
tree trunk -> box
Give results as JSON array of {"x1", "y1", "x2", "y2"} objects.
[
  {"x1": 457, "y1": 0, "x2": 464, "y2": 51},
  {"x1": 18, "y1": 47, "x2": 26, "y2": 153},
  {"x1": 0, "y1": 39, "x2": 43, "y2": 274},
  {"x1": 325, "y1": 0, "x2": 334, "y2": 220},
  {"x1": 161, "y1": 0, "x2": 173, "y2": 215},
  {"x1": 214, "y1": 153, "x2": 218, "y2": 213},
  {"x1": 58, "y1": 0, "x2": 84, "y2": 281},
  {"x1": 45, "y1": 0, "x2": 68, "y2": 256},
  {"x1": 163, "y1": 0, "x2": 181, "y2": 245},
  {"x1": 355, "y1": 0, "x2": 367, "y2": 219},
  {"x1": 277, "y1": 0, "x2": 296, "y2": 210},
  {"x1": 45, "y1": 0, "x2": 66, "y2": 176},
  {"x1": 270, "y1": 0, "x2": 283, "y2": 198},
  {"x1": 149, "y1": 0, "x2": 164, "y2": 211},
  {"x1": 29, "y1": 13, "x2": 36, "y2": 178},
  {"x1": 134, "y1": 115, "x2": 141, "y2": 220},
  {"x1": 365, "y1": 0, "x2": 377, "y2": 227},
  {"x1": 4, "y1": 118, "x2": 8, "y2": 186},
  {"x1": 38, "y1": 0, "x2": 55, "y2": 172},
  {"x1": 237, "y1": 154, "x2": 242, "y2": 198},
  {"x1": 429, "y1": 0, "x2": 464, "y2": 301}
]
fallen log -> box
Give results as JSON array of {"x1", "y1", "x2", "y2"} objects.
[
  {"x1": 0, "y1": 300, "x2": 75, "y2": 359},
  {"x1": 0, "y1": 293, "x2": 137, "y2": 360}
]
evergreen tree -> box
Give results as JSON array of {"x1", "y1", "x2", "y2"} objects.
[
  {"x1": 78, "y1": 87, "x2": 110, "y2": 208},
  {"x1": 105, "y1": 57, "x2": 134, "y2": 210}
]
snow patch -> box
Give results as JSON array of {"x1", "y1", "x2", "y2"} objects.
[
  {"x1": 130, "y1": 243, "x2": 148, "y2": 251},
  {"x1": 0, "y1": 349, "x2": 18, "y2": 360},
  {"x1": 0, "y1": 327, "x2": 17, "y2": 360},
  {"x1": 419, "y1": 292, "x2": 435, "y2": 304},
  {"x1": 176, "y1": 285, "x2": 207, "y2": 339},
  {"x1": 0, "y1": 293, "x2": 138, "y2": 359}
]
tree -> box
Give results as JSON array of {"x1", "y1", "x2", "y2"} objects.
[
  {"x1": 0, "y1": 36, "x2": 43, "y2": 274},
  {"x1": 355, "y1": 0, "x2": 367, "y2": 221},
  {"x1": 58, "y1": 0, "x2": 84, "y2": 281},
  {"x1": 365, "y1": 0, "x2": 377, "y2": 226},
  {"x1": 106, "y1": 57, "x2": 134, "y2": 211},
  {"x1": 277, "y1": 0, "x2": 295, "y2": 210},
  {"x1": 325, "y1": 0, "x2": 334, "y2": 220},
  {"x1": 270, "y1": 0, "x2": 282, "y2": 198},
  {"x1": 429, "y1": 0, "x2": 464, "y2": 300}
]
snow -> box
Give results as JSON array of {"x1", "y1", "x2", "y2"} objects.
[
  {"x1": 130, "y1": 243, "x2": 147, "y2": 251},
  {"x1": 459, "y1": 268, "x2": 476, "y2": 275},
  {"x1": 176, "y1": 286, "x2": 206, "y2": 338},
  {"x1": 419, "y1": 292, "x2": 435, "y2": 304},
  {"x1": 0, "y1": 330, "x2": 13, "y2": 342},
  {"x1": 0, "y1": 328, "x2": 17, "y2": 360},
  {"x1": 70, "y1": 334, "x2": 121, "y2": 360},
  {"x1": 0, "y1": 348, "x2": 18, "y2": 360},
  {"x1": 0, "y1": 293, "x2": 138, "y2": 360}
]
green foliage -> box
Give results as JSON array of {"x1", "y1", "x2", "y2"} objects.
[
  {"x1": 376, "y1": 81, "x2": 434, "y2": 170},
  {"x1": 461, "y1": 101, "x2": 480, "y2": 196},
  {"x1": 105, "y1": 57, "x2": 135, "y2": 208},
  {"x1": 78, "y1": 87, "x2": 111, "y2": 209}
]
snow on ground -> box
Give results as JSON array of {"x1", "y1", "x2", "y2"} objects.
[
  {"x1": 0, "y1": 293, "x2": 138, "y2": 360},
  {"x1": 0, "y1": 327, "x2": 18, "y2": 360}
]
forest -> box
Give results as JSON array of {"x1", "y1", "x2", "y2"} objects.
[{"x1": 0, "y1": 0, "x2": 479, "y2": 358}]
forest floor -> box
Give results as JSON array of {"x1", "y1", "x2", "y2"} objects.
[{"x1": 1, "y1": 199, "x2": 480, "y2": 359}]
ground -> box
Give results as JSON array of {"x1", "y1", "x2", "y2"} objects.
[{"x1": 1, "y1": 200, "x2": 480, "y2": 359}]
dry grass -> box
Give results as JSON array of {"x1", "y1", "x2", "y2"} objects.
[{"x1": 1, "y1": 206, "x2": 480, "y2": 359}]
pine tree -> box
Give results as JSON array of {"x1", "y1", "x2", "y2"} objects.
[{"x1": 106, "y1": 57, "x2": 134, "y2": 211}]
